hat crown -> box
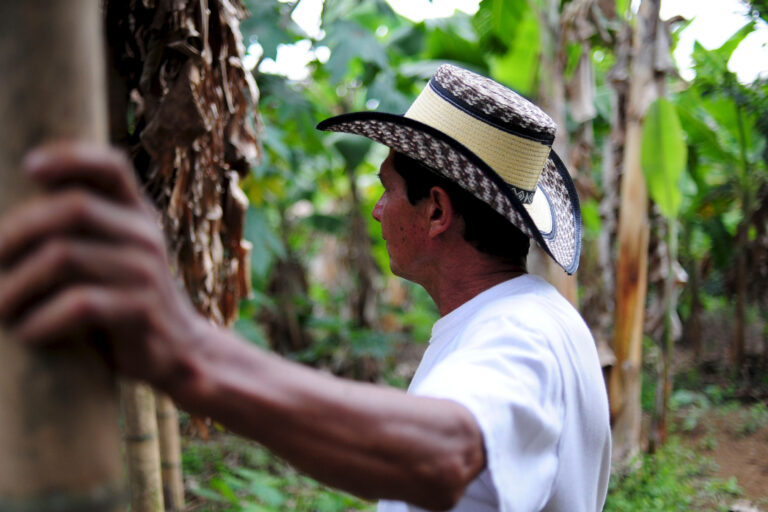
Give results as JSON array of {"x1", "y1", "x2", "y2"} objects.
[{"x1": 432, "y1": 65, "x2": 557, "y2": 141}]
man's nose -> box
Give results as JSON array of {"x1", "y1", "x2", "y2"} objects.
[{"x1": 372, "y1": 199, "x2": 383, "y2": 222}]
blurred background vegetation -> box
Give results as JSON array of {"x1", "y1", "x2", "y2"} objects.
[{"x1": 182, "y1": 0, "x2": 768, "y2": 510}]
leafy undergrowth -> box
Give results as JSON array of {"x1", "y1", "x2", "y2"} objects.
[
  {"x1": 604, "y1": 437, "x2": 743, "y2": 512},
  {"x1": 182, "y1": 382, "x2": 764, "y2": 511},
  {"x1": 182, "y1": 433, "x2": 374, "y2": 512},
  {"x1": 183, "y1": 427, "x2": 748, "y2": 512},
  {"x1": 185, "y1": 432, "x2": 745, "y2": 512}
]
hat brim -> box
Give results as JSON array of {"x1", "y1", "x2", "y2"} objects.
[{"x1": 317, "y1": 111, "x2": 582, "y2": 274}]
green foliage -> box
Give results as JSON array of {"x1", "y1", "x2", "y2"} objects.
[
  {"x1": 425, "y1": 16, "x2": 485, "y2": 69},
  {"x1": 331, "y1": 135, "x2": 373, "y2": 171},
  {"x1": 473, "y1": 0, "x2": 528, "y2": 46},
  {"x1": 698, "y1": 433, "x2": 718, "y2": 452},
  {"x1": 227, "y1": 4, "x2": 768, "y2": 511},
  {"x1": 293, "y1": 312, "x2": 403, "y2": 370},
  {"x1": 642, "y1": 98, "x2": 687, "y2": 219},
  {"x1": 241, "y1": 1, "x2": 305, "y2": 60},
  {"x1": 324, "y1": 20, "x2": 388, "y2": 84},
  {"x1": 245, "y1": 206, "x2": 285, "y2": 283},
  {"x1": 604, "y1": 438, "x2": 742, "y2": 511},
  {"x1": 184, "y1": 436, "x2": 374, "y2": 511},
  {"x1": 669, "y1": 389, "x2": 711, "y2": 432},
  {"x1": 580, "y1": 198, "x2": 602, "y2": 239},
  {"x1": 392, "y1": 282, "x2": 440, "y2": 343},
  {"x1": 733, "y1": 402, "x2": 768, "y2": 437},
  {"x1": 482, "y1": 0, "x2": 540, "y2": 95},
  {"x1": 674, "y1": 22, "x2": 768, "y2": 346}
]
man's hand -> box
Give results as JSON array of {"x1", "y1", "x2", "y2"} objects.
[{"x1": 0, "y1": 142, "x2": 203, "y2": 390}]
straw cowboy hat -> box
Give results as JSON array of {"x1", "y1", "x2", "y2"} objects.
[{"x1": 317, "y1": 64, "x2": 582, "y2": 274}]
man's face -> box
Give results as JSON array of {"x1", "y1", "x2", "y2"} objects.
[{"x1": 372, "y1": 152, "x2": 429, "y2": 281}]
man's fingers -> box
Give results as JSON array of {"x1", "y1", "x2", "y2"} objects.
[
  {"x1": 0, "y1": 190, "x2": 165, "y2": 267},
  {"x1": 22, "y1": 142, "x2": 142, "y2": 205},
  {"x1": 11, "y1": 286, "x2": 144, "y2": 347},
  {"x1": 0, "y1": 240, "x2": 160, "y2": 324}
]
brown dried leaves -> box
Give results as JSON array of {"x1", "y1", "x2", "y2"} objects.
[{"x1": 106, "y1": 0, "x2": 261, "y2": 325}]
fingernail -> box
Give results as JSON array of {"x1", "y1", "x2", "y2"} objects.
[{"x1": 21, "y1": 147, "x2": 47, "y2": 173}]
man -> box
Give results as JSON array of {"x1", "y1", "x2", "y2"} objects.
[{"x1": 0, "y1": 64, "x2": 610, "y2": 511}]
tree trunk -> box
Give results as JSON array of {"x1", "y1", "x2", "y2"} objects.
[
  {"x1": 609, "y1": 0, "x2": 662, "y2": 463},
  {"x1": 121, "y1": 381, "x2": 164, "y2": 512},
  {"x1": 763, "y1": 312, "x2": 768, "y2": 371},
  {"x1": 0, "y1": 2, "x2": 125, "y2": 511},
  {"x1": 685, "y1": 252, "x2": 703, "y2": 362},
  {"x1": 346, "y1": 165, "x2": 381, "y2": 329},
  {"x1": 104, "y1": 0, "x2": 259, "y2": 507},
  {"x1": 648, "y1": 218, "x2": 678, "y2": 453},
  {"x1": 156, "y1": 393, "x2": 186, "y2": 511},
  {"x1": 732, "y1": 217, "x2": 748, "y2": 368}
]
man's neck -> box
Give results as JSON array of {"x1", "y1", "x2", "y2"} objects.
[{"x1": 424, "y1": 257, "x2": 527, "y2": 316}]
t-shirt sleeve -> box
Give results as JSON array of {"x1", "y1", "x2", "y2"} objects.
[{"x1": 411, "y1": 315, "x2": 564, "y2": 512}]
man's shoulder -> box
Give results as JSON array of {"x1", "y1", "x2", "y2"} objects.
[
  {"x1": 458, "y1": 275, "x2": 592, "y2": 345},
  {"x1": 467, "y1": 275, "x2": 574, "y2": 319}
]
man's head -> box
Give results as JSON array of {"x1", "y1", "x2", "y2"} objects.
[
  {"x1": 390, "y1": 152, "x2": 529, "y2": 268},
  {"x1": 319, "y1": 64, "x2": 582, "y2": 275}
]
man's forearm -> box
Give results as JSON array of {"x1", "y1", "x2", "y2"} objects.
[{"x1": 165, "y1": 320, "x2": 485, "y2": 510}]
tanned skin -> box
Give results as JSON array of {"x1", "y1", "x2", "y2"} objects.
[{"x1": 0, "y1": 144, "x2": 521, "y2": 510}]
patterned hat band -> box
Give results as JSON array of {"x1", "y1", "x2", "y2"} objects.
[{"x1": 405, "y1": 79, "x2": 553, "y2": 205}]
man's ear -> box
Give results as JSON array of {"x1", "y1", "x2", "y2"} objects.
[{"x1": 426, "y1": 186, "x2": 455, "y2": 238}]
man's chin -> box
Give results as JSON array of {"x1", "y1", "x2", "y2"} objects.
[
  {"x1": 389, "y1": 264, "x2": 416, "y2": 284},
  {"x1": 388, "y1": 262, "x2": 405, "y2": 279}
]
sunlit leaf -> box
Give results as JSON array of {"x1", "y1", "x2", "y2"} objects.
[
  {"x1": 581, "y1": 198, "x2": 603, "y2": 237},
  {"x1": 713, "y1": 21, "x2": 755, "y2": 63},
  {"x1": 241, "y1": 1, "x2": 305, "y2": 59},
  {"x1": 473, "y1": 0, "x2": 528, "y2": 47},
  {"x1": 641, "y1": 98, "x2": 687, "y2": 219},
  {"x1": 332, "y1": 135, "x2": 372, "y2": 170},
  {"x1": 398, "y1": 60, "x2": 446, "y2": 80},
  {"x1": 488, "y1": 8, "x2": 540, "y2": 96},
  {"x1": 688, "y1": 226, "x2": 712, "y2": 260},
  {"x1": 367, "y1": 71, "x2": 412, "y2": 113},
  {"x1": 425, "y1": 16, "x2": 485, "y2": 67},
  {"x1": 344, "y1": 0, "x2": 398, "y2": 32},
  {"x1": 304, "y1": 213, "x2": 348, "y2": 235},
  {"x1": 389, "y1": 24, "x2": 427, "y2": 56},
  {"x1": 324, "y1": 20, "x2": 388, "y2": 83},
  {"x1": 616, "y1": 0, "x2": 630, "y2": 18},
  {"x1": 564, "y1": 42, "x2": 582, "y2": 81},
  {"x1": 245, "y1": 206, "x2": 285, "y2": 279},
  {"x1": 677, "y1": 91, "x2": 733, "y2": 163},
  {"x1": 209, "y1": 477, "x2": 239, "y2": 503},
  {"x1": 321, "y1": 0, "x2": 363, "y2": 25}
]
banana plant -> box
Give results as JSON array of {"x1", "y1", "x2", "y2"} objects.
[{"x1": 641, "y1": 96, "x2": 687, "y2": 450}]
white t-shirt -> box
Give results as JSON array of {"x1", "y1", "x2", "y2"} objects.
[{"x1": 378, "y1": 275, "x2": 611, "y2": 512}]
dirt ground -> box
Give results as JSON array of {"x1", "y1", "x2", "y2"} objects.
[{"x1": 680, "y1": 412, "x2": 768, "y2": 508}]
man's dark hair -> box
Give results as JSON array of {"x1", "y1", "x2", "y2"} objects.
[{"x1": 391, "y1": 152, "x2": 529, "y2": 267}]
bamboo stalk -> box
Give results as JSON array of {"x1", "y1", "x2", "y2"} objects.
[
  {"x1": 0, "y1": 2, "x2": 125, "y2": 510},
  {"x1": 121, "y1": 381, "x2": 165, "y2": 512},
  {"x1": 155, "y1": 393, "x2": 186, "y2": 512}
]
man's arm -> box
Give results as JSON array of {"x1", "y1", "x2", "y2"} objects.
[
  {"x1": 0, "y1": 142, "x2": 485, "y2": 510},
  {"x1": 171, "y1": 321, "x2": 484, "y2": 509}
]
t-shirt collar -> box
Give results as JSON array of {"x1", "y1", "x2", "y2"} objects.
[{"x1": 429, "y1": 274, "x2": 532, "y2": 343}]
